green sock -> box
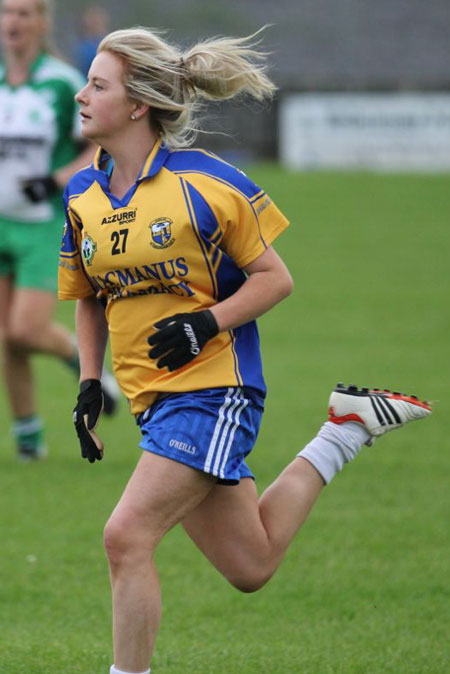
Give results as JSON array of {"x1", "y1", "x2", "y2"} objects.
[{"x1": 12, "y1": 415, "x2": 46, "y2": 456}]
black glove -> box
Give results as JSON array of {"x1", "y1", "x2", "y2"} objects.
[
  {"x1": 22, "y1": 175, "x2": 59, "y2": 203},
  {"x1": 73, "y1": 379, "x2": 104, "y2": 463},
  {"x1": 148, "y1": 310, "x2": 219, "y2": 372}
]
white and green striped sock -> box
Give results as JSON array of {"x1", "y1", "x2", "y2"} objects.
[{"x1": 12, "y1": 415, "x2": 46, "y2": 458}]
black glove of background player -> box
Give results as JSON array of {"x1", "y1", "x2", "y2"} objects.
[
  {"x1": 22, "y1": 175, "x2": 59, "y2": 203},
  {"x1": 148, "y1": 310, "x2": 219, "y2": 372},
  {"x1": 73, "y1": 379, "x2": 104, "y2": 463}
]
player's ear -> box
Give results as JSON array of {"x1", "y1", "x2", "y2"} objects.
[{"x1": 130, "y1": 100, "x2": 150, "y2": 121}]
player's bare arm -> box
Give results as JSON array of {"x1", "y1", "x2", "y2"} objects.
[
  {"x1": 210, "y1": 245, "x2": 294, "y2": 333},
  {"x1": 75, "y1": 296, "x2": 109, "y2": 381}
]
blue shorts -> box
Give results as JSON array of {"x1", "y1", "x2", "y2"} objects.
[{"x1": 136, "y1": 387, "x2": 265, "y2": 485}]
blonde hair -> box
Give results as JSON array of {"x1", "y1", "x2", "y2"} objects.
[
  {"x1": 35, "y1": 0, "x2": 52, "y2": 10},
  {"x1": 98, "y1": 27, "x2": 277, "y2": 148},
  {"x1": 36, "y1": 0, "x2": 55, "y2": 53},
  {"x1": 9, "y1": 0, "x2": 55, "y2": 54}
]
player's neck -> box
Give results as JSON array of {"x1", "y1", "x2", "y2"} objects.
[
  {"x1": 106, "y1": 129, "x2": 159, "y2": 200},
  {"x1": 6, "y1": 45, "x2": 41, "y2": 86}
]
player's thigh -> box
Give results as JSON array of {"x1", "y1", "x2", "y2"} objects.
[
  {"x1": 0, "y1": 275, "x2": 14, "y2": 333},
  {"x1": 105, "y1": 451, "x2": 216, "y2": 552},
  {"x1": 8, "y1": 287, "x2": 57, "y2": 337},
  {"x1": 182, "y1": 477, "x2": 271, "y2": 572}
]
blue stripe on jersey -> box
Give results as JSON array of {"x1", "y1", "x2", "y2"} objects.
[
  {"x1": 184, "y1": 179, "x2": 220, "y2": 251},
  {"x1": 214, "y1": 247, "x2": 246, "y2": 302},
  {"x1": 212, "y1": 251, "x2": 265, "y2": 394},
  {"x1": 174, "y1": 168, "x2": 268, "y2": 252},
  {"x1": 231, "y1": 323, "x2": 265, "y2": 395},
  {"x1": 180, "y1": 178, "x2": 218, "y2": 300},
  {"x1": 180, "y1": 176, "x2": 265, "y2": 393},
  {"x1": 165, "y1": 149, "x2": 262, "y2": 200}
]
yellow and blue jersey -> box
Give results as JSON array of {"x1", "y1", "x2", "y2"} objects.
[{"x1": 58, "y1": 139, "x2": 289, "y2": 414}]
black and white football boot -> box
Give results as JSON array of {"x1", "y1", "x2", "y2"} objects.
[{"x1": 328, "y1": 384, "x2": 431, "y2": 441}]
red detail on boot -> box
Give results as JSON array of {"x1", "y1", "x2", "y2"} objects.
[{"x1": 328, "y1": 406, "x2": 365, "y2": 425}]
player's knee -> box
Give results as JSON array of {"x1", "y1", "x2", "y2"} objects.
[
  {"x1": 104, "y1": 516, "x2": 135, "y2": 565},
  {"x1": 103, "y1": 514, "x2": 155, "y2": 569},
  {"x1": 5, "y1": 323, "x2": 36, "y2": 351}
]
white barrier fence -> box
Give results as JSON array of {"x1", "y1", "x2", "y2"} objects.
[{"x1": 279, "y1": 93, "x2": 450, "y2": 171}]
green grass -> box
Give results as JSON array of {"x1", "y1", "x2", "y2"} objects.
[{"x1": 0, "y1": 168, "x2": 449, "y2": 673}]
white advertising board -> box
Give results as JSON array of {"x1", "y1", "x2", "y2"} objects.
[{"x1": 279, "y1": 93, "x2": 450, "y2": 171}]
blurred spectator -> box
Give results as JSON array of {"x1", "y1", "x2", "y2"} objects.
[
  {"x1": 74, "y1": 4, "x2": 109, "y2": 77},
  {"x1": 0, "y1": 0, "x2": 119, "y2": 460}
]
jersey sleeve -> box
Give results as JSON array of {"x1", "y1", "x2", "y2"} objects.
[
  {"x1": 58, "y1": 191, "x2": 96, "y2": 300},
  {"x1": 215, "y1": 175, "x2": 290, "y2": 269}
]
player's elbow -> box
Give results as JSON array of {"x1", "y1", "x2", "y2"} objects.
[
  {"x1": 283, "y1": 270, "x2": 294, "y2": 298},
  {"x1": 276, "y1": 268, "x2": 294, "y2": 302}
]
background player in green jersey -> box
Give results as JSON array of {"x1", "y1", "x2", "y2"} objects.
[
  {"x1": 61, "y1": 27, "x2": 431, "y2": 674},
  {"x1": 0, "y1": 0, "x2": 119, "y2": 460}
]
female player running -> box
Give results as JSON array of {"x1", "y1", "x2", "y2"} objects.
[{"x1": 58, "y1": 26, "x2": 431, "y2": 674}]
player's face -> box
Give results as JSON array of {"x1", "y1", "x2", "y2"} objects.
[
  {"x1": 0, "y1": 0, "x2": 47, "y2": 55},
  {"x1": 75, "y1": 50, "x2": 138, "y2": 144}
]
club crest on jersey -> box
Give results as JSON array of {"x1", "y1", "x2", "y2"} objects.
[
  {"x1": 149, "y1": 217, "x2": 175, "y2": 249},
  {"x1": 81, "y1": 234, "x2": 97, "y2": 266}
]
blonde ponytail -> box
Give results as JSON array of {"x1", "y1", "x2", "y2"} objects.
[
  {"x1": 183, "y1": 30, "x2": 276, "y2": 102},
  {"x1": 98, "y1": 26, "x2": 276, "y2": 148}
]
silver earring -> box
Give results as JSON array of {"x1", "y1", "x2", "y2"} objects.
[{"x1": 131, "y1": 113, "x2": 136, "y2": 120}]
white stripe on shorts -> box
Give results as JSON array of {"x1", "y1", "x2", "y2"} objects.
[
  {"x1": 218, "y1": 395, "x2": 249, "y2": 479},
  {"x1": 204, "y1": 388, "x2": 245, "y2": 477},
  {"x1": 204, "y1": 388, "x2": 235, "y2": 474},
  {"x1": 212, "y1": 390, "x2": 244, "y2": 478}
]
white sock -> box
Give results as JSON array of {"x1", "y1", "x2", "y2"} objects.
[
  {"x1": 297, "y1": 421, "x2": 371, "y2": 484},
  {"x1": 110, "y1": 666, "x2": 150, "y2": 674}
]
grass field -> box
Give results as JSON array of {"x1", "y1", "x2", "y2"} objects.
[{"x1": 0, "y1": 168, "x2": 448, "y2": 674}]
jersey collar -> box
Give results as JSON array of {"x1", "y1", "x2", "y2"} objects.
[
  {"x1": 139, "y1": 138, "x2": 170, "y2": 178},
  {"x1": 93, "y1": 137, "x2": 170, "y2": 180}
]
